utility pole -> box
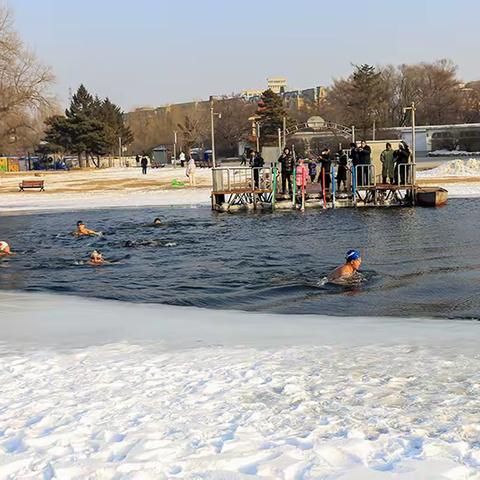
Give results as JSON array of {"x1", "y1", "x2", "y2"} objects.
[
  {"x1": 118, "y1": 136, "x2": 122, "y2": 158},
  {"x1": 277, "y1": 128, "x2": 282, "y2": 154},
  {"x1": 173, "y1": 130, "x2": 177, "y2": 168},
  {"x1": 256, "y1": 122, "x2": 260, "y2": 152},
  {"x1": 282, "y1": 116, "x2": 286, "y2": 148},
  {"x1": 209, "y1": 96, "x2": 221, "y2": 168},
  {"x1": 372, "y1": 120, "x2": 376, "y2": 141}
]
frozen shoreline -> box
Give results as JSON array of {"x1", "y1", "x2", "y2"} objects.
[
  {"x1": 0, "y1": 291, "x2": 479, "y2": 479},
  {"x1": 0, "y1": 160, "x2": 480, "y2": 214}
]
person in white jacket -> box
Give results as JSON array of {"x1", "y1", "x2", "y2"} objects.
[{"x1": 186, "y1": 156, "x2": 197, "y2": 186}]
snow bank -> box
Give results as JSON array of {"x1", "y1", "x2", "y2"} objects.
[
  {"x1": 0, "y1": 291, "x2": 479, "y2": 479},
  {"x1": 429, "y1": 149, "x2": 480, "y2": 157},
  {"x1": 417, "y1": 158, "x2": 480, "y2": 178},
  {"x1": 0, "y1": 188, "x2": 211, "y2": 213}
]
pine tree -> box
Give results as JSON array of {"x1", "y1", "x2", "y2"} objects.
[
  {"x1": 43, "y1": 85, "x2": 134, "y2": 166},
  {"x1": 256, "y1": 89, "x2": 289, "y2": 142}
]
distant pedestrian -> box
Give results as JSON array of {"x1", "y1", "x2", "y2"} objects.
[
  {"x1": 186, "y1": 155, "x2": 197, "y2": 186},
  {"x1": 141, "y1": 156, "x2": 148, "y2": 175},
  {"x1": 135, "y1": 154, "x2": 140, "y2": 164},
  {"x1": 179, "y1": 151, "x2": 186, "y2": 167},
  {"x1": 380, "y1": 142, "x2": 395, "y2": 184},
  {"x1": 278, "y1": 147, "x2": 294, "y2": 196},
  {"x1": 241, "y1": 148, "x2": 251, "y2": 166}
]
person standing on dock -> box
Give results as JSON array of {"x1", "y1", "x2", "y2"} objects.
[
  {"x1": 336, "y1": 149, "x2": 348, "y2": 192},
  {"x1": 278, "y1": 147, "x2": 294, "y2": 196},
  {"x1": 357, "y1": 140, "x2": 371, "y2": 186},
  {"x1": 320, "y1": 147, "x2": 332, "y2": 192},
  {"x1": 393, "y1": 142, "x2": 411, "y2": 184},
  {"x1": 380, "y1": 143, "x2": 395, "y2": 184},
  {"x1": 252, "y1": 151, "x2": 264, "y2": 189},
  {"x1": 296, "y1": 159, "x2": 309, "y2": 210}
]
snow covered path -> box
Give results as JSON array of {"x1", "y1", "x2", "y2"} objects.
[
  {"x1": 0, "y1": 292, "x2": 479, "y2": 479},
  {"x1": 1, "y1": 342, "x2": 479, "y2": 479}
]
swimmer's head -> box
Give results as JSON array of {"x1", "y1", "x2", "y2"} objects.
[
  {"x1": 77, "y1": 220, "x2": 84, "y2": 227},
  {"x1": 90, "y1": 250, "x2": 103, "y2": 261},
  {"x1": 153, "y1": 217, "x2": 162, "y2": 224},
  {"x1": 346, "y1": 249, "x2": 362, "y2": 269},
  {"x1": 0, "y1": 241, "x2": 11, "y2": 254}
]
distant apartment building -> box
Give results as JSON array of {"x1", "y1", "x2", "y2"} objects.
[
  {"x1": 241, "y1": 78, "x2": 326, "y2": 107},
  {"x1": 267, "y1": 77, "x2": 288, "y2": 94}
]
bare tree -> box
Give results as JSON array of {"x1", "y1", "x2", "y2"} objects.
[{"x1": 0, "y1": 5, "x2": 55, "y2": 152}]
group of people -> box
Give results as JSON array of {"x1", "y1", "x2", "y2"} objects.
[
  {"x1": 273, "y1": 139, "x2": 412, "y2": 197},
  {"x1": 277, "y1": 146, "x2": 350, "y2": 196}
]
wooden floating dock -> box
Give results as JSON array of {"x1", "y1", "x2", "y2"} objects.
[{"x1": 211, "y1": 165, "x2": 446, "y2": 212}]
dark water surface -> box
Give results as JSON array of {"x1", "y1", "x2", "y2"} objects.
[{"x1": 1, "y1": 199, "x2": 480, "y2": 319}]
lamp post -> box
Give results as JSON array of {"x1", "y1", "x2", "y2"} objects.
[
  {"x1": 256, "y1": 122, "x2": 260, "y2": 152},
  {"x1": 403, "y1": 102, "x2": 417, "y2": 164},
  {"x1": 209, "y1": 96, "x2": 221, "y2": 168}
]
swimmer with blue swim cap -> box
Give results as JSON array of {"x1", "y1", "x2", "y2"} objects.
[{"x1": 328, "y1": 249, "x2": 362, "y2": 282}]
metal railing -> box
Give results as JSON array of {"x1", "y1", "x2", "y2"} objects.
[
  {"x1": 212, "y1": 167, "x2": 273, "y2": 193},
  {"x1": 354, "y1": 164, "x2": 376, "y2": 189},
  {"x1": 395, "y1": 163, "x2": 416, "y2": 186}
]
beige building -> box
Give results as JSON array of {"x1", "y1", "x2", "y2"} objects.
[{"x1": 267, "y1": 77, "x2": 288, "y2": 94}]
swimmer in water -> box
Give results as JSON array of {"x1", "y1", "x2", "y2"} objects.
[
  {"x1": 0, "y1": 241, "x2": 13, "y2": 256},
  {"x1": 153, "y1": 217, "x2": 162, "y2": 225},
  {"x1": 89, "y1": 250, "x2": 105, "y2": 265},
  {"x1": 74, "y1": 220, "x2": 99, "y2": 236},
  {"x1": 328, "y1": 249, "x2": 362, "y2": 283}
]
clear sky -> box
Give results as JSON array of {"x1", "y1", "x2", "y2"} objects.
[{"x1": 10, "y1": 0, "x2": 480, "y2": 111}]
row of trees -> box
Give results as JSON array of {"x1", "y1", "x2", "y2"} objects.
[
  {"x1": 127, "y1": 98, "x2": 255, "y2": 157},
  {"x1": 0, "y1": 5, "x2": 55, "y2": 153},
  {"x1": 43, "y1": 85, "x2": 133, "y2": 167},
  {"x1": 127, "y1": 59, "x2": 480, "y2": 154},
  {"x1": 310, "y1": 60, "x2": 480, "y2": 138}
]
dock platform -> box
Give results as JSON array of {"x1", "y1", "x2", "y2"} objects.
[{"x1": 211, "y1": 164, "x2": 440, "y2": 212}]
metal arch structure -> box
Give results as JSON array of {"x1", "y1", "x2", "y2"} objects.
[{"x1": 285, "y1": 121, "x2": 354, "y2": 139}]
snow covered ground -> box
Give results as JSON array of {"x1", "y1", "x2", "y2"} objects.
[
  {"x1": 417, "y1": 159, "x2": 480, "y2": 178},
  {"x1": 0, "y1": 291, "x2": 479, "y2": 479},
  {"x1": 428, "y1": 150, "x2": 480, "y2": 157}
]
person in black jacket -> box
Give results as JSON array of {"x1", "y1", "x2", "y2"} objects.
[
  {"x1": 357, "y1": 140, "x2": 371, "y2": 186},
  {"x1": 278, "y1": 147, "x2": 294, "y2": 195},
  {"x1": 319, "y1": 146, "x2": 332, "y2": 191},
  {"x1": 393, "y1": 142, "x2": 411, "y2": 184},
  {"x1": 252, "y1": 151, "x2": 264, "y2": 189},
  {"x1": 141, "y1": 156, "x2": 148, "y2": 175},
  {"x1": 336, "y1": 149, "x2": 348, "y2": 192}
]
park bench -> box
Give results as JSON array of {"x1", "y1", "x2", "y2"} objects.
[{"x1": 19, "y1": 180, "x2": 45, "y2": 191}]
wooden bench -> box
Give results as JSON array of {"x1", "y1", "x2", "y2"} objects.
[{"x1": 19, "y1": 180, "x2": 45, "y2": 191}]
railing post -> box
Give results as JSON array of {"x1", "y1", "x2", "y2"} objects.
[
  {"x1": 352, "y1": 166, "x2": 357, "y2": 207},
  {"x1": 292, "y1": 165, "x2": 297, "y2": 208},
  {"x1": 322, "y1": 167, "x2": 326, "y2": 209},
  {"x1": 272, "y1": 164, "x2": 277, "y2": 210},
  {"x1": 331, "y1": 164, "x2": 336, "y2": 209}
]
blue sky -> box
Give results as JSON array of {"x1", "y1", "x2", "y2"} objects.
[{"x1": 11, "y1": 0, "x2": 480, "y2": 110}]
